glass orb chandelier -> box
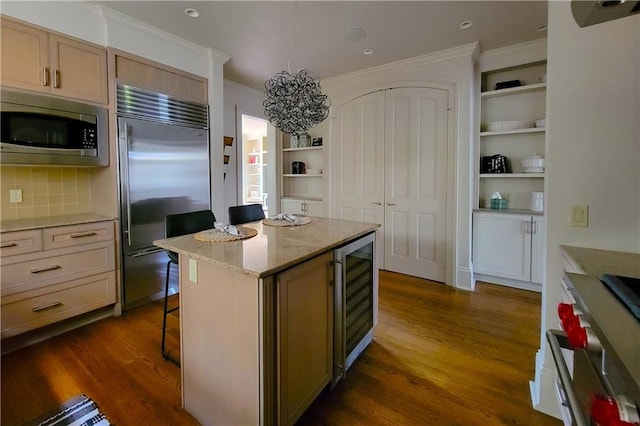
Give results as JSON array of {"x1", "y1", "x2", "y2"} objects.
[{"x1": 263, "y1": 69, "x2": 330, "y2": 135}]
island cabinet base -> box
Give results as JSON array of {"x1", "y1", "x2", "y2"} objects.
[
  {"x1": 179, "y1": 255, "x2": 270, "y2": 425},
  {"x1": 277, "y1": 251, "x2": 333, "y2": 426},
  {"x1": 179, "y1": 251, "x2": 334, "y2": 426}
]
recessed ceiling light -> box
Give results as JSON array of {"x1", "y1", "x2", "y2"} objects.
[
  {"x1": 344, "y1": 28, "x2": 367, "y2": 42},
  {"x1": 458, "y1": 21, "x2": 473, "y2": 30},
  {"x1": 535, "y1": 24, "x2": 548, "y2": 32},
  {"x1": 185, "y1": 8, "x2": 200, "y2": 18},
  {"x1": 363, "y1": 48, "x2": 375, "y2": 55}
]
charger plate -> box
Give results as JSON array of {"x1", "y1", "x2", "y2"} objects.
[
  {"x1": 262, "y1": 216, "x2": 311, "y2": 227},
  {"x1": 194, "y1": 226, "x2": 257, "y2": 242}
]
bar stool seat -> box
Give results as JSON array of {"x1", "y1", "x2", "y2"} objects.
[{"x1": 228, "y1": 203, "x2": 265, "y2": 225}]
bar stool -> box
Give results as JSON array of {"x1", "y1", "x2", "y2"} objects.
[
  {"x1": 228, "y1": 203, "x2": 265, "y2": 225},
  {"x1": 162, "y1": 209, "x2": 216, "y2": 365}
]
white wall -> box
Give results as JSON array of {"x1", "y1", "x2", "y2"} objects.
[
  {"x1": 320, "y1": 43, "x2": 479, "y2": 290},
  {"x1": 222, "y1": 80, "x2": 268, "y2": 223},
  {"x1": 530, "y1": 2, "x2": 640, "y2": 418}
]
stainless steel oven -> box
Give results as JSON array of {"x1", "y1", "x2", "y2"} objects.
[
  {"x1": 0, "y1": 89, "x2": 108, "y2": 166},
  {"x1": 547, "y1": 273, "x2": 640, "y2": 426},
  {"x1": 333, "y1": 231, "x2": 377, "y2": 385}
]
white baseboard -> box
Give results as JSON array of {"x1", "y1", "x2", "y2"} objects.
[
  {"x1": 455, "y1": 267, "x2": 475, "y2": 291},
  {"x1": 474, "y1": 273, "x2": 542, "y2": 292},
  {"x1": 530, "y1": 348, "x2": 563, "y2": 419}
]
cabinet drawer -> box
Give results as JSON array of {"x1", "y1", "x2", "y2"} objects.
[
  {"x1": 0, "y1": 230, "x2": 42, "y2": 258},
  {"x1": 1, "y1": 272, "x2": 116, "y2": 338},
  {"x1": 43, "y1": 221, "x2": 114, "y2": 250},
  {"x1": 1, "y1": 241, "x2": 115, "y2": 298}
]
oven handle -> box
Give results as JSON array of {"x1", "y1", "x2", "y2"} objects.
[{"x1": 546, "y1": 329, "x2": 588, "y2": 426}]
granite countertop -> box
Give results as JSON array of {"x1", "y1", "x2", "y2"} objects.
[
  {"x1": 154, "y1": 216, "x2": 381, "y2": 278},
  {"x1": 560, "y1": 245, "x2": 640, "y2": 278},
  {"x1": 0, "y1": 213, "x2": 117, "y2": 233}
]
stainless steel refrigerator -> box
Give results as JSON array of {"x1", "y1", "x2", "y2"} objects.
[{"x1": 116, "y1": 84, "x2": 210, "y2": 310}]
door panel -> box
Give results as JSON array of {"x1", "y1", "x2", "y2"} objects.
[
  {"x1": 333, "y1": 91, "x2": 386, "y2": 222},
  {"x1": 417, "y1": 212, "x2": 437, "y2": 262},
  {"x1": 384, "y1": 88, "x2": 448, "y2": 281},
  {"x1": 0, "y1": 18, "x2": 49, "y2": 92},
  {"x1": 333, "y1": 87, "x2": 448, "y2": 282}
]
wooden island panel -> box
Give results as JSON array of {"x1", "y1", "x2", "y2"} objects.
[{"x1": 154, "y1": 218, "x2": 380, "y2": 425}]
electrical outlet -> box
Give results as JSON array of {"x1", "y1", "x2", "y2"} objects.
[
  {"x1": 9, "y1": 189, "x2": 22, "y2": 203},
  {"x1": 570, "y1": 204, "x2": 589, "y2": 227},
  {"x1": 188, "y1": 258, "x2": 198, "y2": 283}
]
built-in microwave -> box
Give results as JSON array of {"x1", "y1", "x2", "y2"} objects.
[{"x1": 1, "y1": 89, "x2": 108, "y2": 166}]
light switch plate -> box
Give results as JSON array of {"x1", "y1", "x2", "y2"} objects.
[
  {"x1": 9, "y1": 189, "x2": 22, "y2": 203},
  {"x1": 570, "y1": 204, "x2": 588, "y2": 227},
  {"x1": 188, "y1": 258, "x2": 198, "y2": 283}
]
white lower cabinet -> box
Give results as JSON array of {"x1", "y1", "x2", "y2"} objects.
[
  {"x1": 472, "y1": 212, "x2": 544, "y2": 286},
  {"x1": 281, "y1": 198, "x2": 324, "y2": 216}
]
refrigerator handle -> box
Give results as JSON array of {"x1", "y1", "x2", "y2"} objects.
[{"x1": 119, "y1": 121, "x2": 133, "y2": 247}]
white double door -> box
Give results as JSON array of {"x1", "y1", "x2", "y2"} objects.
[{"x1": 333, "y1": 87, "x2": 449, "y2": 282}]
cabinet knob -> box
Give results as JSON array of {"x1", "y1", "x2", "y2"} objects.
[
  {"x1": 371, "y1": 201, "x2": 382, "y2": 206},
  {"x1": 386, "y1": 202, "x2": 396, "y2": 206}
]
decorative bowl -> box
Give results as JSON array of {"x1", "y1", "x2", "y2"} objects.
[{"x1": 521, "y1": 154, "x2": 545, "y2": 171}]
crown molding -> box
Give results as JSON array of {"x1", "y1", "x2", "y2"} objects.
[
  {"x1": 98, "y1": 6, "x2": 210, "y2": 59},
  {"x1": 324, "y1": 42, "x2": 480, "y2": 86},
  {"x1": 208, "y1": 47, "x2": 231, "y2": 66},
  {"x1": 1, "y1": 1, "x2": 107, "y2": 45}
]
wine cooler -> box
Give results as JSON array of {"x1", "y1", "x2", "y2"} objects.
[{"x1": 333, "y1": 231, "x2": 377, "y2": 384}]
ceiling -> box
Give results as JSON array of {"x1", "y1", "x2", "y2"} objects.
[{"x1": 95, "y1": 1, "x2": 548, "y2": 91}]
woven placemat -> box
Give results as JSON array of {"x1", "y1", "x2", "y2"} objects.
[
  {"x1": 194, "y1": 226, "x2": 257, "y2": 242},
  {"x1": 262, "y1": 216, "x2": 311, "y2": 227}
]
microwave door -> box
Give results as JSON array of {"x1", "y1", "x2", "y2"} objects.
[{"x1": 118, "y1": 116, "x2": 211, "y2": 253}]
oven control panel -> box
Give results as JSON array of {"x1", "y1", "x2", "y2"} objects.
[{"x1": 547, "y1": 273, "x2": 640, "y2": 426}]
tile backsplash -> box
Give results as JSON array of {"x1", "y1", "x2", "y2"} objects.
[{"x1": 1, "y1": 166, "x2": 92, "y2": 220}]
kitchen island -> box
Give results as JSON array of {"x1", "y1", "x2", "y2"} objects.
[{"x1": 153, "y1": 217, "x2": 380, "y2": 426}]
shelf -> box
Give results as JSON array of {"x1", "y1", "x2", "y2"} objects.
[
  {"x1": 481, "y1": 128, "x2": 545, "y2": 137},
  {"x1": 481, "y1": 83, "x2": 546, "y2": 99},
  {"x1": 474, "y1": 208, "x2": 544, "y2": 216},
  {"x1": 480, "y1": 173, "x2": 544, "y2": 178},
  {"x1": 283, "y1": 174, "x2": 323, "y2": 178},
  {"x1": 283, "y1": 146, "x2": 322, "y2": 152}
]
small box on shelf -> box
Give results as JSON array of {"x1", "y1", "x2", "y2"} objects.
[
  {"x1": 490, "y1": 199, "x2": 509, "y2": 210},
  {"x1": 481, "y1": 154, "x2": 509, "y2": 174}
]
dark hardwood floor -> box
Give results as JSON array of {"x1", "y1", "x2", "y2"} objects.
[{"x1": 1, "y1": 271, "x2": 560, "y2": 425}]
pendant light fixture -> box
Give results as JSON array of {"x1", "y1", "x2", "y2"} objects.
[{"x1": 263, "y1": 2, "x2": 330, "y2": 135}]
